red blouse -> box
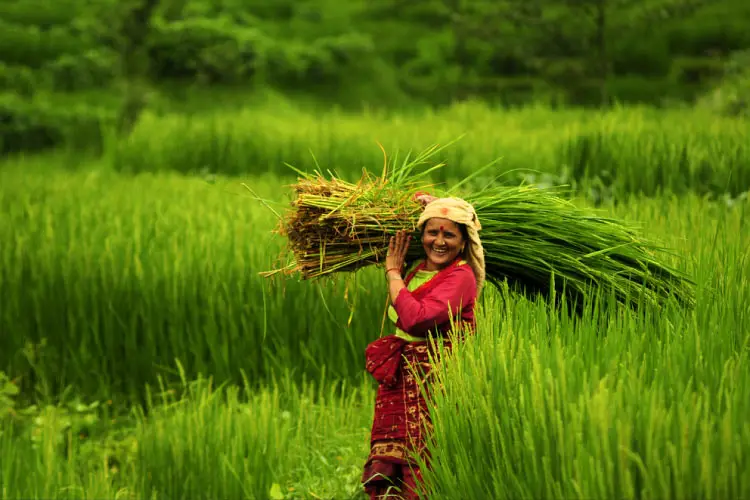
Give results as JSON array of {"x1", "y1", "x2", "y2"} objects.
[{"x1": 392, "y1": 262, "x2": 478, "y2": 337}]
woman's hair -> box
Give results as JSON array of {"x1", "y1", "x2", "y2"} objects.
[{"x1": 457, "y1": 223, "x2": 469, "y2": 242}]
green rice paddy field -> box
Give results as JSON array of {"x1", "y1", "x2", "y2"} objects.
[{"x1": 1, "y1": 103, "x2": 749, "y2": 499}]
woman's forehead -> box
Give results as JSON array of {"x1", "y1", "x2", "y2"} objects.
[{"x1": 425, "y1": 218, "x2": 459, "y2": 230}]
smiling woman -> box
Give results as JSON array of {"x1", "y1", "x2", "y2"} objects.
[{"x1": 361, "y1": 195, "x2": 486, "y2": 499}]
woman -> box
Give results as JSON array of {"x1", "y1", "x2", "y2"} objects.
[{"x1": 361, "y1": 194, "x2": 486, "y2": 499}]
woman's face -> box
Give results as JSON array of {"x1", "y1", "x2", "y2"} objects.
[{"x1": 422, "y1": 218, "x2": 465, "y2": 270}]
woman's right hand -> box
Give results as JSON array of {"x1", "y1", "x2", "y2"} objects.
[{"x1": 385, "y1": 230, "x2": 411, "y2": 273}]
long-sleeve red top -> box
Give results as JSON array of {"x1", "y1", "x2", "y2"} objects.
[{"x1": 392, "y1": 264, "x2": 477, "y2": 336}]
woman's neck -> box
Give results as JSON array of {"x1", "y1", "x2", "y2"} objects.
[{"x1": 423, "y1": 258, "x2": 452, "y2": 272}]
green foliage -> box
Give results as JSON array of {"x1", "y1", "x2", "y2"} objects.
[
  {"x1": 697, "y1": 50, "x2": 750, "y2": 117},
  {"x1": 610, "y1": 37, "x2": 672, "y2": 77},
  {"x1": 0, "y1": 0, "x2": 93, "y2": 27},
  {"x1": 0, "y1": 93, "x2": 113, "y2": 154},
  {"x1": 1, "y1": 150, "x2": 748, "y2": 407},
  {"x1": 663, "y1": 0, "x2": 750, "y2": 56},
  {"x1": 148, "y1": 16, "x2": 271, "y2": 83},
  {"x1": 420, "y1": 257, "x2": 750, "y2": 497},
  {"x1": 670, "y1": 56, "x2": 726, "y2": 86},
  {"x1": 0, "y1": 171, "x2": 748, "y2": 497},
  {"x1": 560, "y1": 117, "x2": 750, "y2": 197},
  {"x1": 0, "y1": 63, "x2": 37, "y2": 97},
  {"x1": 0, "y1": 165, "x2": 385, "y2": 404},
  {"x1": 1, "y1": 371, "x2": 372, "y2": 499},
  {"x1": 0, "y1": 93, "x2": 113, "y2": 155},
  {"x1": 110, "y1": 103, "x2": 750, "y2": 197},
  {"x1": 0, "y1": 21, "x2": 85, "y2": 68},
  {"x1": 0, "y1": 372, "x2": 21, "y2": 420},
  {"x1": 44, "y1": 49, "x2": 120, "y2": 92},
  {"x1": 1, "y1": 0, "x2": 748, "y2": 105},
  {"x1": 0, "y1": 0, "x2": 383, "y2": 99},
  {"x1": 2, "y1": 98, "x2": 747, "y2": 196}
]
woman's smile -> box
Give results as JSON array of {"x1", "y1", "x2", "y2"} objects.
[{"x1": 428, "y1": 245, "x2": 451, "y2": 260}]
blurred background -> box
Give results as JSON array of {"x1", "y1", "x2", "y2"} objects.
[{"x1": 2, "y1": 0, "x2": 749, "y2": 157}]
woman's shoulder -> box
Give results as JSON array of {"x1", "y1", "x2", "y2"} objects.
[
  {"x1": 448, "y1": 260, "x2": 477, "y2": 284},
  {"x1": 455, "y1": 259, "x2": 473, "y2": 272}
]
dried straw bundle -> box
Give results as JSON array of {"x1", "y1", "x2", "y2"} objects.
[
  {"x1": 264, "y1": 145, "x2": 444, "y2": 278},
  {"x1": 262, "y1": 144, "x2": 695, "y2": 311}
]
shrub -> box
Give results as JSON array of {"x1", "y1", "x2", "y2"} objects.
[
  {"x1": 670, "y1": 57, "x2": 726, "y2": 86},
  {"x1": 0, "y1": 62, "x2": 38, "y2": 97},
  {"x1": 43, "y1": 49, "x2": 119, "y2": 92},
  {"x1": 147, "y1": 17, "x2": 273, "y2": 84},
  {"x1": 610, "y1": 37, "x2": 672, "y2": 77},
  {"x1": 664, "y1": 0, "x2": 750, "y2": 56},
  {"x1": 696, "y1": 50, "x2": 750, "y2": 117},
  {"x1": 0, "y1": 21, "x2": 85, "y2": 68},
  {"x1": 0, "y1": 94, "x2": 113, "y2": 155}
]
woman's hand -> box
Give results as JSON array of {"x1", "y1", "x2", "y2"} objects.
[
  {"x1": 413, "y1": 192, "x2": 437, "y2": 207},
  {"x1": 385, "y1": 230, "x2": 410, "y2": 303},
  {"x1": 385, "y1": 230, "x2": 411, "y2": 274}
]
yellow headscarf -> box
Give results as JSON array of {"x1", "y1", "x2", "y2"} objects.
[{"x1": 417, "y1": 197, "x2": 486, "y2": 294}]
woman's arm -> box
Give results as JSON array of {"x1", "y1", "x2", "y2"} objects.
[
  {"x1": 386, "y1": 269, "x2": 406, "y2": 303},
  {"x1": 392, "y1": 266, "x2": 477, "y2": 335},
  {"x1": 385, "y1": 230, "x2": 411, "y2": 303}
]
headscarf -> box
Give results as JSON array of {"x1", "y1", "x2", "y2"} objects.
[{"x1": 417, "y1": 197, "x2": 486, "y2": 294}]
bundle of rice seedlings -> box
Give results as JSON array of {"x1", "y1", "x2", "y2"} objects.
[{"x1": 259, "y1": 143, "x2": 695, "y2": 311}]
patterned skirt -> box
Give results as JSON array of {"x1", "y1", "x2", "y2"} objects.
[{"x1": 362, "y1": 339, "x2": 452, "y2": 499}]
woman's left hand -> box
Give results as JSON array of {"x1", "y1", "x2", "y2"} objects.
[
  {"x1": 385, "y1": 230, "x2": 411, "y2": 273},
  {"x1": 414, "y1": 192, "x2": 437, "y2": 206}
]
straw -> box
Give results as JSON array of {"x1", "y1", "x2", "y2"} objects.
[{"x1": 261, "y1": 143, "x2": 695, "y2": 311}]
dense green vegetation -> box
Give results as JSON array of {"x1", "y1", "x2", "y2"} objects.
[
  {"x1": 3, "y1": 0, "x2": 749, "y2": 162},
  {"x1": 3, "y1": 102, "x2": 750, "y2": 199},
  {"x1": 2, "y1": 0, "x2": 749, "y2": 102},
  {"x1": 2, "y1": 137, "x2": 747, "y2": 400},
  {"x1": 1, "y1": 159, "x2": 748, "y2": 497},
  {"x1": 1, "y1": 0, "x2": 749, "y2": 498},
  {"x1": 114, "y1": 104, "x2": 750, "y2": 198}
]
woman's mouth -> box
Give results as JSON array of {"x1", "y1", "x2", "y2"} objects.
[{"x1": 432, "y1": 247, "x2": 448, "y2": 256}]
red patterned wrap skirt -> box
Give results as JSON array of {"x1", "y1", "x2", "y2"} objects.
[{"x1": 361, "y1": 335, "x2": 453, "y2": 499}]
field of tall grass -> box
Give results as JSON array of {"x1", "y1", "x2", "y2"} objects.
[
  {"x1": 109, "y1": 102, "x2": 749, "y2": 196},
  {"x1": 27, "y1": 99, "x2": 749, "y2": 197},
  {"x1": 1, "y1": 102, "x2": 749, "y2": 499}
]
